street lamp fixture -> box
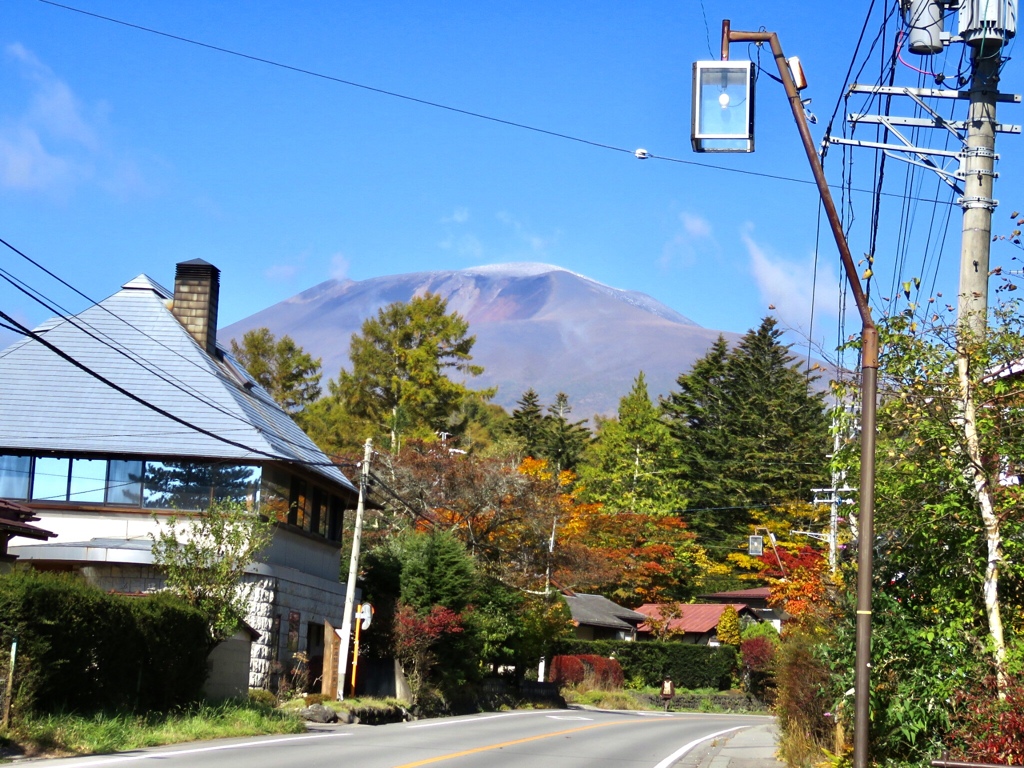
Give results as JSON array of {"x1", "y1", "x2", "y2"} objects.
[
  {"x1": 691, "y1": 60, "x2": 755, "y2": 152},
  {"x1": 695, "y1": 20, "x2": 879, "y2": 768}
]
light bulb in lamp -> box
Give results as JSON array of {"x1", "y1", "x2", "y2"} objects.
[{"x1": 718, "y1": 91, "x2": 731, "y2": 109}]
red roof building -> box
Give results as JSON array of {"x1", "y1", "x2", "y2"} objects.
[{"x1": 634, "y1": 602, "x2": 761, "y2": 645}]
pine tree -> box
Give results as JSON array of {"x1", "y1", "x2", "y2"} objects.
[
  {"x1": 509, "y1": 388, "x2": 547, "y2": 458},
  {"x1": 543, "y1": 392, "x2": 591, "y2": 472},
  {"x1": 578, "y1": 372, "x2": 675, "y2": 513},
  {"x1": 662, "y1": 318, "x2": 829, "y2": 554}
]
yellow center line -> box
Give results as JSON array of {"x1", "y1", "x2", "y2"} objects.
[{"x1": 391, "y1": 718, "x2": 652, "y2": 768}]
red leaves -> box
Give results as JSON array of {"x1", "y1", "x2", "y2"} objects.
[
  {"x1": 548, "y1": 654, "x2": 624, "y2": 689},
  {"x1": 740, "y1": 636, "x2": 776, "y2": 673},
  {"x1": 946, "y1": 675, "x2": 1024, "y2": 764},
  {"x1": 393, "y1": 602, "x2": 464, "y2": 660}
]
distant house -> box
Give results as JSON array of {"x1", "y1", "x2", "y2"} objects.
[
  {"x1": 699, "y1": 587, "x2": 784, "y2": 631},
  {"x1": 0, "y1": 260, "x2": 360, "y2": 689},
  {"x1": 634, "y1": 602, "x2": 761, "y2": 645},
  {"x1": 562, "y1": 591, "x2": 647, "y2": 641}
]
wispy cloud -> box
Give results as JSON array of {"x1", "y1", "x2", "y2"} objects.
[
  {"x1": 496, "y1": 211, "x2": 554, "y2": 253},
  {"x1": 743, "y1": 230, "x2": 840, "y2": 341},
  {"x1": 660, "y1": 210, "x2": 716, "y2": 268},
  {"x1": 330, "y1": 253, "x2": 351, "y2": 280},
  {"x1": 681, "y1": 212, "x2": 713, "y2": 239},
  {"x1": 0, "y1": 43, "x2": 143, "y2": 197},
  {"x1": 442, "y1": 206, "x2": 469, "y2": 224}
]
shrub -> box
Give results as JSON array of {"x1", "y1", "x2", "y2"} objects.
[
  {"x1": 945, "y1": 675, "x2": 1024, "y2": 764},
  {"x1": 577, "y1": 655, "x2": 624, "y2": 689},
  {"x1": 549, "y1": 655, "x2": 586, "y2": 686},
  {"x1": 0, "y1": 570, "x2": 209, "y2": 716},
  {"x1": 249, "y1": 688, "x2": 277, "y2": 708},
  {"x1": 553, "y1": 639, "x2": 736, "y2": 690}
]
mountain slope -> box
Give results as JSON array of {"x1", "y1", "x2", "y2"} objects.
[{"x1": 220, "y1": 263, "x2": 742, "y2": 416}]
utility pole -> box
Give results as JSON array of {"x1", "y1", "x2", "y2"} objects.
[
  {"x1": 959, "y1": 41, "x2": 1002, "y2": 335},
  {"x1": 337, "y1": 437, "x2": 372, "y2": 700}
]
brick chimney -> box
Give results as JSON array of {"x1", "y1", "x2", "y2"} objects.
[{"x1": 172, "y1": 259, "x2": 220, "y2": 356}]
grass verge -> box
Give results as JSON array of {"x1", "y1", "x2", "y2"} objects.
[{"x1": 2, "y1": 701, "x2": 304, "y2": 759}]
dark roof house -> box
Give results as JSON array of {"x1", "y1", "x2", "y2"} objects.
[
  {"x1": 562, "y1": 591, "x2": 647, "y2": 641},
  {"x1": 0, "y1": 260, "x2": 359, "y2": 689}
]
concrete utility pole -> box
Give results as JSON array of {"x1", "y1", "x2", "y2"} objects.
[
  {"x1": 337, "y1": 437, "x2": 372, "y2": 700},
  {"x1": 959, "y1": 45, "x2": 1001, "y2": 335}
]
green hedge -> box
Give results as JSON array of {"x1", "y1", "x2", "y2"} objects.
[
  {"x1": 0, "y1": 570, "x2": 210, "y2": 714},
  {"x1": 552, "y1": 639, "x2": 736, "y2": 690}
]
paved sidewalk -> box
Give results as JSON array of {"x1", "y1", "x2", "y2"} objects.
[{"x1": 677, "y1": 722, "x2": 787, "y2": 768}]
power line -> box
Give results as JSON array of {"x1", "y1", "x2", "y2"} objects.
[{"x1": 35, "y1": 0, "x2": 960, "y2": 206}]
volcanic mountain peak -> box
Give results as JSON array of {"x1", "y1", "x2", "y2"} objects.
[{"x1": 221, "y1": 263, "x2": 737, "y2": 415}]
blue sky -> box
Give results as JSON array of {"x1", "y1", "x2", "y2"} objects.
[{"x1": 3, "y1": 0, "x2": 1020, "y2": 367}]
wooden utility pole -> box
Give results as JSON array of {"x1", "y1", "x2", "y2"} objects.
[{"x1": 336, "y1": 438, "x2": 372, "y2": 700}]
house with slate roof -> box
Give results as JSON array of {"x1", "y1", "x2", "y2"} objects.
[
  {"x1": 0, "y1": 260, "x2": 359, "y2": 690},
  {"x1": 562, "y1": 591, "x2": 647, "y2": 641}
]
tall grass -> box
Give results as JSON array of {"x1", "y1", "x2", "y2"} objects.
[{"x1": 7, "y1": 701, "x2": 305, "y2": 758}]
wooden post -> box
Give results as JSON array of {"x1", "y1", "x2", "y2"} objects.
[
  {"x1": 2, "y1": 638, "x2": 16, "y2": 730},
  {"x1": 322, "y1": 620, "x2": 339, "y2": 700}
]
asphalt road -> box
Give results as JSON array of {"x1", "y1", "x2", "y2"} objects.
[{"x1": 31, "y1": 709, "x2": 774, "y2": 768}]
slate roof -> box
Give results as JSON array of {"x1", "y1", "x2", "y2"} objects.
[
  {"x1": 634, "y1": 603, "x2": 757, "y2": 635},
  {"x1": 0, "y1": 275, "x2": 355, "y2": 494},
  {"x1": 563, "y1": 592, "x2": 647, "y2": 631}
]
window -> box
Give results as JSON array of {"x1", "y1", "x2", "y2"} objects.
[
  {"x1": 32, "y1": 457, "x2": 70, "y2": 501},
  {"x1": 0, "y1": 455, "x2": 30, "y2": 500},
  {"x1": 107, "y1": 460, "x2": 144, "y2": 506},
  {"x1": 144, "y1": 461, "x2": 261, "y2": 511},
  {"x1": 68, "y1": 459, "x2": 107, "y2": 503},
  {"x1": 289, "y1": 477, "x2": 307, "y2": 528},
  {"x1": 328, "y1": 496, "x2": 344, "y2": 543}
]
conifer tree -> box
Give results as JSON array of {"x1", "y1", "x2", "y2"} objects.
[
  {"x1": 543, "y1": 392, "x2": 591, "y2": 472},
  {"x1": 509, "y1": 388, "x2": 547, "y2": 458},
  {"x1": 662, "y1": 318, "x2": 828, "y2": 553},
  {"x1": 578, "y1": 372, "x2": 675, "y2": 512}
]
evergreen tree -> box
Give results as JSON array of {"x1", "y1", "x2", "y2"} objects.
[
  {"x1": 578, "y1": 372, "x2": 676, "y2": 513},
  {"x1": 662, "y1": 318, "x2": 829, "y2": 553},
  {"x1": 543, "y1": 392, "x2": 591, "y2": 472},
  {"x1": 509, "y1": 388, "x2": 547, "y2": 458}
]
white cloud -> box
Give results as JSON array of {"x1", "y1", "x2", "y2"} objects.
[
  {"x1": 442, "y1": 206, "x2": 469, "y2": 224},
  {"x1": 330, "y1": 253, "x2": 351, "y2": 280},
  {"x1": 743, "y1": 231, "x2": 840, "y2": 340},
  {"x1": 0, "y1": 43, "x2": 129, "y2": 195},
  {"x1": 496, "y1": 211, "x2": 553, "y2": 253},
  {"x1": 681, "y1": 212, "x2": 712, "y2": 239}
]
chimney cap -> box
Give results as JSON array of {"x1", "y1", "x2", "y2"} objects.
[{"x1": 177, "y1": 258, "x2": 216, "y2": 267}]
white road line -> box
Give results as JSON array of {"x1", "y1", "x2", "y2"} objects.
[
  {"x1": 546, "y1": 715, "x2": 593, "y2": 721},
  {"x1": 652, "y1": 726, "x2": 748, "y2": 768},
  {"x1": 49, "y1": 732, "x2": 351, "y2": 766},
  {"x1": 407, "y1": 710, "x2": 555, "y2": 729}
]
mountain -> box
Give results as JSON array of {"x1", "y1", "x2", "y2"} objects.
[{"x1": 219, "y1": 263, "x2": 743, "y2": 417}]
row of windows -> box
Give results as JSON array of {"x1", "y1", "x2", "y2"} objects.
[{"x1": 0, "y1": 454, "x2": 348, "y2": 543}]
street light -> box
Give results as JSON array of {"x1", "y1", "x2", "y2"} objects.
[
  {"x1": 691, "y1": 60, "x2": 755, "y2": 152},
  {"x1": 693, "y1": 21, "x2": 879, "y2": 768}
]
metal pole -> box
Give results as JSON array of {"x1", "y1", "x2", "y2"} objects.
[
  {"x1": 337, "y1": 438, "x2": 372, "y2": 700},
  {"x1": 958, "y1": 46, "x2": 1000, "y2": 336},
  {"x1": 723, "y1": 22, "x2": 879, "y2": 768}
]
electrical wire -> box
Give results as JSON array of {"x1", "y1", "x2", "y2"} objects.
[{"x1": 31, "y1": 0, "x2": 963, "y2": 206}]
